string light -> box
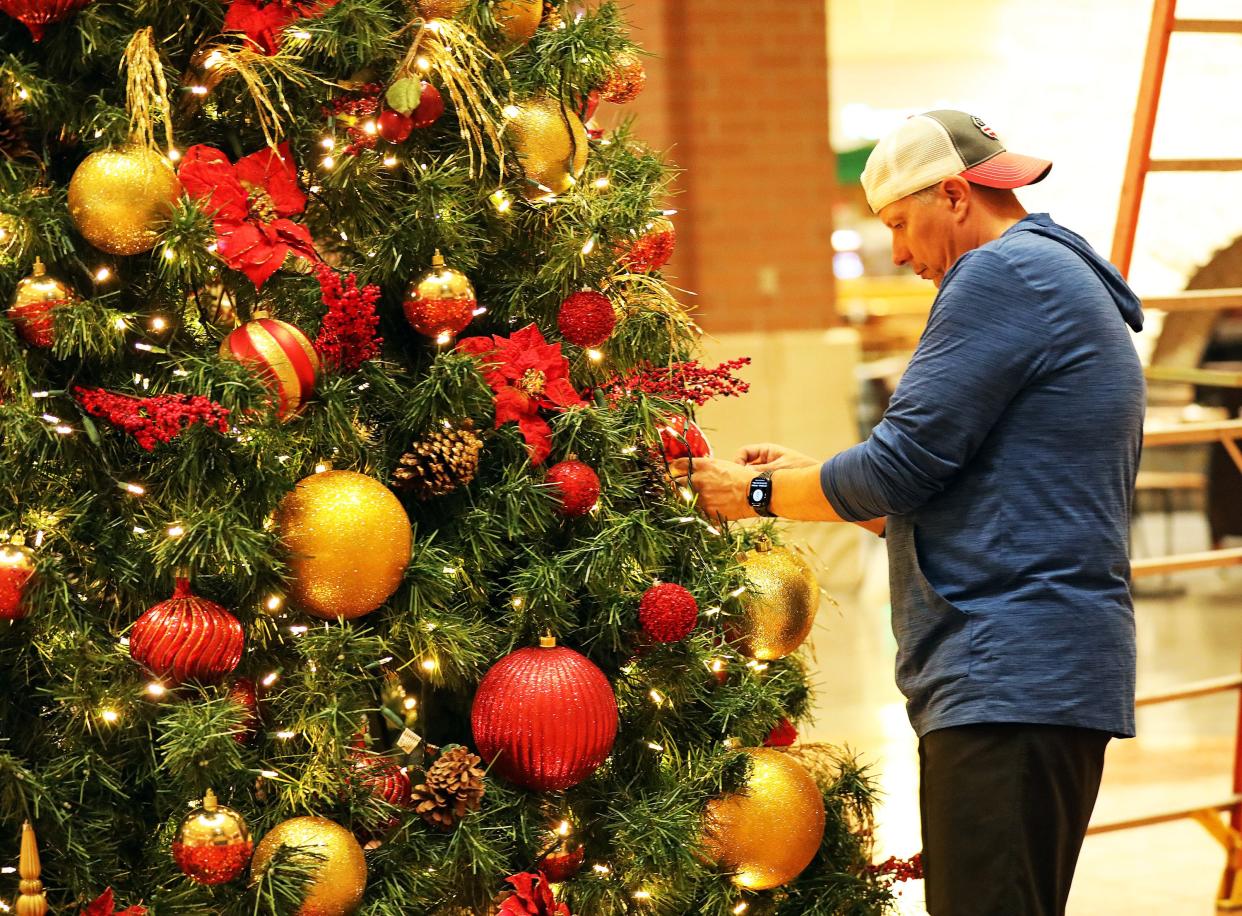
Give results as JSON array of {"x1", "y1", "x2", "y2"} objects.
[
  {"x1": 321, "y1": 137, "x2": 335, "y2": 150},
  {"x1": 416, "y1": 55, "x2": 432, "y2": 72},
  {"x1": 729, "y1": 586, "x2": 746, "y2": 598},
  {"x1": 592, "y1": 176, "x2": 610, "y2": 189},
  {"x1": 146, "y1": 682, "x2": 166, "y2": 698},
  {"x1": 113, "y1": 316, "x2": 127, "y2": 330},
  {"x1": 649, "y1": 688, "x2": 665, "y2": 706},
  {"x1": 403, "y1": 696, "x2": 417, "y2": 711},
  {"x1": 733, "y1": 904, "x2": 749, "y2": 914},
  {"x1": 289, "y1": 625, "x2": 308, "y2": 635},
  {"x1": 436, "y1": 331, "x2": 451, "y2": 345},
  {"x1": 383, "y1": 155, "x2": 399, "y2": 167},
  {"x1": 290, "y1": 29, "x2": 311, "y2": 40},
  {"x1": 167, "y1": 148, "x2": 181, "y2": 162},
  {"x1": 276, "y1": 730, "x2": 296, "y2": 739},
  {"x1": 646, "y1": 741, "x2": 664, "y2": 751},
  {"x1": 149, "y1": 316, "x2": 168, "y2": 332},
  {"x1": 189, "y1": 85, "x2": 208, "y2": 96},
  {"x1": 490, "y1": 189, "x2": 512, "y2": 213},
  {"x1": 314, "y1": 462, "x2": 329, "y2": 474},
  {"x1": 556, "y1": 820, "x2": 571, "y2": 836},
  {"x1": 100, "y1": 708, "x2": 120, "y2": 724},
  {"x1": 633, "y1": 890, "x2": 652, "y2": 902},
  {"x1": 587, "y1": 349, "x2": 604, "y2": 362},
  {"x1": 593, "y1": 864, "x2": 611, "y2": 875},
  {"x1": 511, "y1": 597, "x2": 524, "y2": 609},
  {"x1": 265, "y1": 595, "x2": 284, "y2": 611},
  {"x1": 322, "y1": 155, "x2": 336, "y2": 169},
  {"x1": 54, "y1": 425, "x2": 73, "y2": 435},
  {"x1": 166, "y1": 524, "x2": 185, "y2": 538},
  {"x1": 122, "y1": 482, "x2": 145, "y2": 496},
  {"x1": 580, "y1": 235, "x2": 597, "y2": 256},
  {"x1": 262, "y1": 672, "x2": 279, "y2": 687},
  {"x1": 163, "y1": 248, "x2": 176, "y2": 261},
  {"x1": 95, "y1": 267, "x2": 112, "y2": 282},
  {"x1": 502, "y1": 104, "x2": 521, "y2": 119},
  {"x1": 421, "y1": 657, "x2": 439, "y2": 673},
  {"x1": 363, "y1": 120, "x2": 378, "y2": 136}
]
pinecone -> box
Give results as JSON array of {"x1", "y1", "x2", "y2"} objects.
[
  {"x1": 412, "y1": 745, "x2": 486, "y2": 831},
  {"x1": 0, "y1": 100, "x2": 29, "y2": 161},
  {"x1": 392, "y1": 420, "x2": 483, "y2": 499}
]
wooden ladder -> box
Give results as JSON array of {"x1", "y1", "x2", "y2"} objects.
[{"x1": 1093, "y1": 2, "x2": 1242, "y2": 910}]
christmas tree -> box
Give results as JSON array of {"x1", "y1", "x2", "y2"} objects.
[{"x1": 0, "y1": 2, "x2": 896, "y2": 913}]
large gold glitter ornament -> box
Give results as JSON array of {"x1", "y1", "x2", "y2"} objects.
[
  {"x1": 494, "y1": 0, "x2": 542, "y2": 46},
  {"x1": 729, "y1": 536, "x2": 819, "y2": 660},
  {"x1": 251, "y1": 816, "x2": 367, "y2": 916},
  {"x1": 506, "y1": 96, "x2": 588, "y2": 199},
  {"x1": 67, "y1": 147, "x2": 181, "y2": 255},
  {"x1": 414, "y1": 0, "x2": 468, "y2": 18},
  {"x1": 703, "y1": 748, "x2": 826, "y2": 890},
  {"x1": 276, "y1": 470, "x2": 412, "y2": 620}
]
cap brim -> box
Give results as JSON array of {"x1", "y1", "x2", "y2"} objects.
[{"x1": 960, "y1": 151, "x2": 1052, "y2": 189}]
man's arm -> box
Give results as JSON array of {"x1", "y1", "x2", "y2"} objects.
[{"x1": 771, "y1": 465, "x2": 887, "y2": 535}]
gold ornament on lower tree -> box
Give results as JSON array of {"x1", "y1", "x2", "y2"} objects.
[
  {"x1": 728, "y1": 535, "x2": 819, "y2": 660},
  {"x1": 506, "y1": 96, "x2": 589, "y2": 199},
  {"x1": 392, "y1": 420, "x2": 483, "y2": 499},
  {"x1": 67, "y1": 146, "x2": 181, "y2": 255},
  {"x1": 402, "y1": 250, "x2": 478, "y2": 342},
  {"x1": 276, "y1": 469, "x2": 413, "y2": 620},
  {"x1": 411, "y1": 745, "x2": 487, "y2": 831},
  {"x1": 172, "y1": 789, "x2": 254, "y2": 885},
  {"x1": 7, "y1": 257, "x2": 76, "y2": 349},
  {"x1": 703, "y1": 748, "x2": 826, "y2": 891},
  {"x1": 494, "y1": 0, "x2": 542, "y2": 46},
  {"x1": 17, "y1": 820, "x2": 48, "y2": 916},
  {"x1": 414, "y1": 0, "x2": 468, "y2": 18},
  {"x1": 251, "y1": 816, "x2": 367, "y2": 916}
]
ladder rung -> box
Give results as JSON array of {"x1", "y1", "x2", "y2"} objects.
[
  {"x1": 1088, "y1": 795, "x2": 1242, "y2": 835},
  {"x1": 1136, "y1": 674, "x2": 1242, "y2": 707},
  {"x1": 1142, "y1": 289, "x2": 1242, "y2": 312},
  {"x1": 1145, "y1": 366, "x2": 1242, "y2": 388},
  {"x1": 1143, "y1": 418, "x2": 1242, "y2": 446},
  {"x1": 1148, "y1": 158, "x2": 1242, "y2": 172},
  {"x1": 1173, "y1": 18, "x2": 1242, "y2": 34},
  {"x1": 1132, "y1": 547, "x2": 1242, "y2": 578}
]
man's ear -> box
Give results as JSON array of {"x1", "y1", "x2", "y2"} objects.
[{"x1": 941, "y1": 176, "x2": 971, "y2": 219}]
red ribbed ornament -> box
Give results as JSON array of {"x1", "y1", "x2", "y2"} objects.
[
  {"x1": 219, "y1": 315, "x2": 320, "y2": 420},
  {"x1": 130, "y1": 579, "x2": 244, "y2": 684},
  {"x1": 556, "y1": 291, "x2": 616, "y2": 348},
  {"x1": 471, "y1": 639, "x2": 618, "y2": 792},
  {"x1": 546, "y1": 458, "x2": 600, "y2": 517},
  {"x1": 0, "y1": 0, "x2": 93, "y2": 41},
  {"x1": 351, "y1": 755, "x2": 413, "y2": 837},
  {"x1": 658, "y1": 414, "x2": 711, "y2": 462}
]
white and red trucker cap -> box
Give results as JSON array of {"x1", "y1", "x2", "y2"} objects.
[{"x1": 860, "y1": 110, "x2": 1052, "y2": 213}]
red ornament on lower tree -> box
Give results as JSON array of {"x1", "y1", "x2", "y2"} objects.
[
  {"x1": 378, "y1": 109, "x2": 414, "y2": 144},
  {"x1": 547, "y1": 458, "x2": 600, "y2": 517},
  {"x1": 219, "y1": 314, "x2": 321, "y2": 420},
  {"x1": 410, "y1": 81, "x2": 445, "y2": 128},
  {"x1": 638, "y1": 582, "x2": 699, "y2": 643},
  {"x1": 0, "y1": 0, "x2": 93, "y2": 41},
  {"x1": 556, "y1": 290, "x2": 616, "y2": 348},
  {"x1": 764, "y1": 717, "x2": 798, "y2": 748},
  {"x1": 350, "y1": 754, "x2": 413, "y2": 837},
  {"x1": 618, "y1": 217, "x2": 676, "y2": 273},
  {"x1": 228, "y1": 677, "x2": 261, "y2": 744},
  {"x1": 658, "y1": 414, "x2": 711, "y2": 462},
  {"x1": 538, "y1": 842, "x2": 585, "y2": 883},
  {"x1": 472, "y1": 637, "x2": 618, "y2": 792},
  {"x1": 130, "y1": 579, "x2": 244, "y2": 684},
  {"x1": 0, "y1": 536, "x2": 34, "y2": 621}
]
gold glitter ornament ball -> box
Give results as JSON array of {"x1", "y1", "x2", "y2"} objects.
[
  {"x1": 507, "y1": 97, "x2": 588, "y2": 198},
  {"x1": 67, "y1": 147, "x2": 181, "y2": 256},
  {"x1": 276, "y1": 470, "x2": 412, "y2": 620},
  {"x1": 251, "y1": 817, "x2": 366, "y2": 916},
  {"x1": 414, "y1": 0, "x2": 468, "y2": 18},
  {"x1": 729, "y1": 536, "x2": 819, "y2": 660},
  {"x1": 703, "y1": 748, "x2": 826, "y2": 890},
  {"x1": 494, "y1": 0, "x2": 542, "y2": 46}
]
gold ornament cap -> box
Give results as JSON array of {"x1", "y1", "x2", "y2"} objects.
[
  {"x1": 12, "y1": 257, "x2": 75, "y2": 310},
  {"x1": 177, "y1": 789, "x2": 252, "y2": 849},
  {"x1": 409, "y1": 249, "x2": 476, "y2": 302}
]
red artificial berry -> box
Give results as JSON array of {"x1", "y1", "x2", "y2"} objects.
[
  {"x1": 379, "y1": 109, "x2": 415, "y2": 144},
  {"x1": 547, "y1": 459, "x2": 600, "y2": 517},
  {"x1": 638, "y1": 582, "x2": 698, "y2": 643},
  {"x1": 557, "y1": 291, "x2": 616, "y2": 348},
  {"x1": 764, "y1": 717, "x2": 798, "y2": 747},
  {"x1": 410, "y1": 82, "x2": 445, "y2": 129}
]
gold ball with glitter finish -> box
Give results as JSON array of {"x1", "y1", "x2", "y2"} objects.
[
  {"x1": 414, "y1": 0, "x2": 468, "y2": 19},
  {"x1": 729, "y1": 536, "x2": 819, "y2": 660},
  {"x1": 703, "y1": 748, "x2": 826, "y2": 890},
  {"x1": 276, "y1": 470, "x2": 412, "y2": 620},
  {"x1": 506, "y1": 96, "x2": 589, "y2": 199},
  {"x1": 494, "y1": 0, "x2": 542, "y2": 46},
  {"x1": 251, "y1": 816, "x2": 367, "y2": 916},
  {"x1": 67, "y1": 147, "x2": 181, "y2": 256}
]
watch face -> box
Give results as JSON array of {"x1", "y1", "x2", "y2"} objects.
[{"x1": 751, "y1": 486, "x2": 765, "y2": 502}]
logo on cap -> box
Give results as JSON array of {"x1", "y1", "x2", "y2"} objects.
[{"x1": 972, "y1": 116, "x2": 999, "y2": 141}]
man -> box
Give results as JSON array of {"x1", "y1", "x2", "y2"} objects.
[{"x1": 672, "y1": 110, "x2": 1145, "y2": 915}]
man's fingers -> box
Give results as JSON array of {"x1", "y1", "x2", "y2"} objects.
[
  {"x1": 668, "y1": 458, "x2": 691, "y2": 479},
  {"x1": 735, "y1": 444, "x2": 766, "y2": 465}
]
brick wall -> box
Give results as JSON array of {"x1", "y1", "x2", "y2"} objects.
[{"x1": 602, "y1": 1, "x2": 838, "y2": 333}]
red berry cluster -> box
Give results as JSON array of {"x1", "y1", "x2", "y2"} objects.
[
  {"x1": 74, "y1": 387, "x2": 231, "y2": 451},
  {"x1": 598, "y1": 357, "x2": 751, "y2": 407},
  {"x1": 326, "y1": 83, "x2": 384, "y2": 155},
  {"x1": 313, "y1": 263, "x2": 383, "y2": 372},
  {"x1": 868, "y1": 852, "x2": 924, "y2": 883}
]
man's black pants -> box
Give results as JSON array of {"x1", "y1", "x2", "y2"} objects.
[{"x1": 919, "y1": 723, "x2": 1110, "y2": 916}]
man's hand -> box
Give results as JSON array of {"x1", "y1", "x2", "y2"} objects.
[
  {"x1": 735, "y1": 442, "x2": 818, "y2": 471},
  {"x1": 668, "y1": 457, "x2": 756, "y2": 521}
]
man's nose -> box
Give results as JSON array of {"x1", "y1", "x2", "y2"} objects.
[{"x1": 891, "y1": 242, "x2": 909, "y2": 268}]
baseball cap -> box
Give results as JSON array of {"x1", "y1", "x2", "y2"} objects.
[{"x1": 860, "y1": 110, "x2": 1052, "y2": 213}]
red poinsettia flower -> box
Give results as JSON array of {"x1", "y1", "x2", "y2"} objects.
[
  {"x1": 179, "y1": 142, "x2": 319, "y2": 289},
  {"x1": 81, "y1": 888, "x2": 147, "y2": 916},
  {"x1": 497, "y1": 872, "x2": 571, "y2": 916},
  {"x1": 223, "y1": 0, "x2": 340, "y2": 56},
  {"x1": 458, "y1": 324, "x2": 585, "y2": 466}
]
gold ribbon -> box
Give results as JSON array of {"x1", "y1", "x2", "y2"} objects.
[{"x1": 123, "y1": 27, "x2": 175, "y2": 153}]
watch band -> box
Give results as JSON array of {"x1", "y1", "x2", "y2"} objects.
[{"x1": 749, "y1": 470, "x2": 776, "y2": 518}]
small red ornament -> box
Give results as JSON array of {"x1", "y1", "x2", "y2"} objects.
[
  {"x1": 577, "y1": 90, "x2": 600, "y2": 123},
  {"x1": 130, "y1": 578, "x2": 244, "y2": 684},
  {"x1": 0, "y1": 0, "x2": 92, "y2": 41},
  {"x1": 219, "y1": 313, "x2": 321, "y2": 420},
  {"x1": 171, "y1": 789, "x2": 253, "y2": 885},
  {"x1": 228, "y1": 677, "x2": 260, "y2": 744},
  {"x1": 638, "y1": 582, "x2": 698, "y2": 643},
  {"x1": 498, "y1": 871, "x2": 570, "y2": 916},
  {"x1": 599, "y1": 50, "x2": 646, "y2": 105},
  {"x1": 350, "y1": 755, "x2": 413, "y2": 837},
  {"x1": 0, "y1": 535, "x2": 34, "y2": 621},
  {"x1": 547, "y1": 458, "x2": 600, "y2": 517},
  {"x1": 538, "y1": 842, "x2": 585, "y2": 883},
  {"x1": 658, "y1": 414, "x2": 712, "y2": 462},
  {"x1": 410, "y1": 81, "x2": 445, "y2": 128},
  {"x1": 618, "y1": 217, "x2": 676, "y2": 273},
  {"x1": 8, "y1": 258, "x2": 74, "y2": 348},
  {"x1": 378, "y1": 109, "x2": 414, "y2": 144},
  {"x1": 403, "y1": 249, "x2": 477, "y2": 341},
  {"x1": 472, "y1": 637, "x2": 618, "y2": 792},
  {"x1": 556, "y1": 291, "x2": 616, "y2": 348},
  {"x1": 764, "y1": 717, "x2": 798, "y2": 748}
]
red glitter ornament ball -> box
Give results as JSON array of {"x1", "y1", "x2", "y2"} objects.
[
  {"x1": 228, "y1": 677, "x2": 260, "y2": 744},
  {"x1": 547, "y1": 458, "x2": 600, "y2": 517},
  {"x1": 172, "y1": 789, "x2": 253, "y2": 886},
  {"x1": 0, "y1": 537, "x2": 34, "y2": 621},
  {"x1": 0, "y1": 0, "x2": 93, "y2": 41},
  {"x1": 764, "y1": 717, "x2": 798, "y2": 748},
  {"x1": 471, "y1": 638, "x2": 618, "y2": 792},
  {"x1": 638, "y1": 582, "x2": 698, "y2": 643},
  {"x1": 410, "y1": 81, "x2": 445, "y2": 128},
  {"x1": 539, "y1": 842, "x2": 585, "y2": 882},
  {"x1": 378, "y1": 109, "x2": 414, "y2": 144},
  {"x1": 556, "y1": 291, "x2": 616, "y2": 348},
  {"x1": 618, "y1": 217, "x2": 676, "y2": 273},
  {"x1": 600, "y1": 50, "x2": 646, "y2": 105},
  {"x1": 658, "y1": 414, "x2": 712, "y2": 462},
  {"x1": 130, "y1": 579, "x2": 244, "y2": 684}
]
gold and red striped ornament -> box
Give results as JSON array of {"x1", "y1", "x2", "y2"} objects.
[
  {"x1": 129, "y1": 577, "x2": 244, "y2": 684},
  {"x1": 0, "y1": 0, "x2": 93, "y2": 41},
  {"x1": 219, "y1": 311, "x2": 320, "y2": 420}
]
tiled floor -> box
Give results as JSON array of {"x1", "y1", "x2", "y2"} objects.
[{"x1": 802, "y1": 514, "x2": 1242, "y2": 915}]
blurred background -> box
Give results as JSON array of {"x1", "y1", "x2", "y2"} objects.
[{"x1": 601, "y1": 0, "x2": 1242, "y2": 912}]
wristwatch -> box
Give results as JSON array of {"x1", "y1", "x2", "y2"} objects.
[{"x1": 748, "y1": 470, "x2": 776, "y2": 518}]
